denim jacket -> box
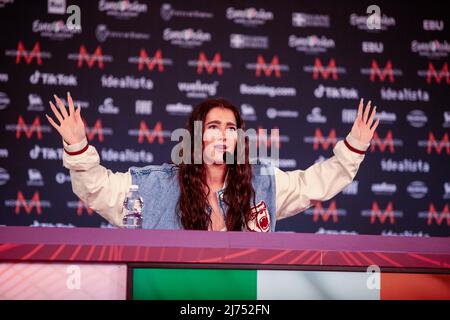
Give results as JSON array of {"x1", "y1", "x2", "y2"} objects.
[
  {"x1": 62, "y1": 132, "x2": 369, "y2": 232},
  {"x1": 130, "y1": 162, "x2": 276, "y2": 231}
]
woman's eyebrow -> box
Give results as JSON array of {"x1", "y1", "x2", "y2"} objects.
[{"x1": 205, "y1": 120, "x2": 237, "y2": 126}]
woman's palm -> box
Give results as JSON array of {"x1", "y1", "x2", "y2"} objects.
[{"x1": 46, "y1": 93, "x2": 86, "y2": 145}]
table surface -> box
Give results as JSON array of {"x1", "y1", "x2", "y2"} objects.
[{"x1": 1, "y1": 226, "x2": 449, "y2": 271}]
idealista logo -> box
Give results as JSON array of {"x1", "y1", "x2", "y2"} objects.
[
  {"x1": 349, "y1": 12, "x2": 396, "y2": 31},
  {"x1": 226, "y1": 7, "x2": 274, "y2": 27},
  {"x1": 230, "y1": 34, "x2": 269, "y2": 49},
  {"x1": 382, "y1": 230, "x2": 429, "y2": 237},
  {"x1": 288, "y1": 35, "x2": 335, "y2": 54},
  {"x1": 100, "y1": 147, "x2": 154, "y2": 163},
  {"x1": 304, "y1": 58, "x2": 346, "y2": 80},
  {"x1": 160, "y1": 3, "x2": 213, "y2": 21},
  {"x1": 380, "y1": 87, "x2": 430, "y2": 102},
  {"x1": 163, "y1": 28, "x2": 211, "y2": 48},
  {"x1": 417, "y1": 62, "x2": 450, "y2": 85},
  {"x1": 95, "y1": 24, "x2": 150, "y2": 42},
  {"x1": 303, "y1": 201, "x2": 346, "y2": 223},
  {"x1": 29, "y1": 70, "x2": 77, "y2": 86},
  {"x1": 5, "y1": 41, "x2": 51, "y2": 65},
  {"x1": 188, "y1": 52, "x2": 232, "y2": 75},
  {"x1": 128, "y1": 49, "x2": 172, "y2": 71},
  {"x1": 67, "y1": 45, "x2": 113, "y2": 69},
  {"x1": 361, "y1": 201, "x2": 403, "y2": 225},
  {"x1": 98, "y1": 0, "x2": 148, "y2": 19},
  {"x1": 292, "y1": 12, "x2": 330, "y2": 28},
  {"x1": 418, "y1": 203, "x2": 449, "y2": 226},
  {"x1": 178, "y1": 80, "x2": 219, "y2": 99},
  {"x1": 101, "y1": 74, "x2": 153, "y2": 90},
  {"x1": 380, "y1": 158, "x2": 430, "y2": 173},
  {"x1": 245, "y1": 55, "x2": 289, "y2": 78},
  {"x1": 411, "y1": 40, "x2": 450, "y2": 59},
  {"x1": 360, "y1": 59, "x2": 403, "y2": 82}
]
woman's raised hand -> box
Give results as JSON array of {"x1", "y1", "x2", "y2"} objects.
[
  {"x1": 46, "y1": 92, "x2": 86, "y2": 145},
  {"x1": 350, "y1": 98, "x2": 380, "y2": 146}
]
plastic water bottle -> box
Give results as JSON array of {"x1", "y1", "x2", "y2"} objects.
[{"x1": 122, "y1": 185, "x2": 143, "y2": 229}]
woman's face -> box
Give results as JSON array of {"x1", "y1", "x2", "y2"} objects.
[{"x1": 202, "y1": 106, "x2": 238, "y2": 164}]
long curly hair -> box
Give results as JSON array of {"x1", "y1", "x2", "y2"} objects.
[{"x1": 177, "y1": 98, "x2": 256, "y2": 231}]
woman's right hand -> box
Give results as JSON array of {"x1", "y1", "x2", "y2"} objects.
[{"x1": 46, "y1": 92, "x2": 86, "y2": 145}]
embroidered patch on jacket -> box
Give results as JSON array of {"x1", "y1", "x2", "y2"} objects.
[{"x1": 246, "y1": 200, "x2": 270, "y2": 232}]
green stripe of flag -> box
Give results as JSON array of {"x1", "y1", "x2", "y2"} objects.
[{"x1": 133, "y1": 268, "x2": 257, "y2": 300}]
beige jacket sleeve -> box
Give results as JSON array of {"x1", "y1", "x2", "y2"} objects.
[
  {"x1": 275, "y1": 132, "x2": 369, "y2": 220},
  {"x1": 63, "y1": 137, "x2": 131, "y2": 227}
]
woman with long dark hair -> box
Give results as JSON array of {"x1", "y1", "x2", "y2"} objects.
[{"x1": 46, "y1": 93, "x2": 379, "y2": 231}]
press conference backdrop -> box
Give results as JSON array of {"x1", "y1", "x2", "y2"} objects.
[{"x1": 0, "y1": 0, "x2": 448, "y2": 237}]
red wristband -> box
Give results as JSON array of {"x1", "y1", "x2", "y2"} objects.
[
  {"x1": 344, "y1": 139, "x2": 366, "y2": 154},
  {"x1": 64, "y1": 143, "x2": 89, "y2": 156}
]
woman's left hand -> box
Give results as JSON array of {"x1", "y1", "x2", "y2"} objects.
[{"x1": 350, "y1": 98, "x2": 380, "y2": 146}]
